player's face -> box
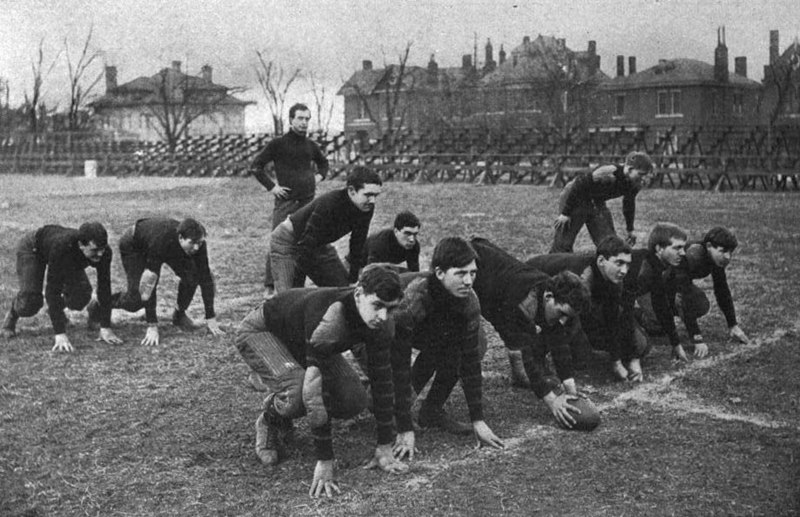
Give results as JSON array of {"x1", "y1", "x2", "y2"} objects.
[
  {"x1": 348, "y1": 183, "x2": 382, "y2": 212},
  {"x1": 290, "y1": 110, "x2": 311, "y2": 135},
  {"x1": 394, "y1": 226, "x2": 419, "y2": 250},
  {"x1": 707, "y1": 244, "x2": 733, "y2": 268},
  {"x1": 543, "y1": 292, "x2": 576, "y2": 327},
  {"x1": 354, "y1": 289, "x2": 401, "y2": 329},
  {"x1": 597, "y1": 252, "x2": 631, "y2": 285},
  {"x1": 179, "y1": 236, "x2": 204, "y2": 256},
  {"x1": 626, "y1": 166, "x2": 650, "y2": 188},
  {"x1": 435, "y1": 260, "x2": 477, "y2": 298},
  {"x1": 656, "y1": 237, "x2": 686, "y2": 267},
  {"x1": 79, "y1": 241, "x2": 105, "y2": 263}
]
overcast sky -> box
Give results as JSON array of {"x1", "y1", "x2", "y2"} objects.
[{"x1": 2, "y1": 0, "x2": 798, "y2": 131}]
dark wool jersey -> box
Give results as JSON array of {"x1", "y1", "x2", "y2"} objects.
[
  {"x1": 527, "y1": 250, "x2": 649, "y2": 360},
  {"x1": 632, "y1": 250, "x2": 681, "y2": 346},
  {"x1": 394, "y1": 272, "x2": 485, "y2": 422},
  {"x1": 367, "y1": 228, "x2": 420, "y2": 272},
  {"x1": 34, "y1": 225, "x2": 113, "y2": 334},
  {"x1": 260, "y1": 287, "x2": 411, "y2": 461},
  {"x1": 289, "y1": 188, "x2": 373, "y2": 282},
  {"x1": 470, "y1": 237, "x2": 575, "y2": 398},
  {"x1": 131, "y1": 218, "x2": 216, "y2": 323},
  {"x1": 250, "y1": 130, "x2": 329, "y2": 200},
  {"x1": 561, "y1": 165, "x2": 639, "y2": 231},
  {"x1": 672, "y1": 242, "x2": 737, "y2": 328}
]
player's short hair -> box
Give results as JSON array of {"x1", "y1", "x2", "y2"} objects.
[
  {"x1": 625, "y1": 151, "x2": 654, "y2": 174},
  {"x1": 545, "y1": 271, "x2": 591, "y2": 315},
  {"x1": 702, "y1": 226, "x2": 738, "y2": 252},
  {"x1": 358, "y1": 264, "x2": 403, "y2": 302},
  {"x1": 393, "y1": 211, "x2": 420, "y2": 230},
  {"x1": 596, "y1": 235, "x2": 632, "y2": 259},
  {"x1": 346, "y1": 166, "x2": 382, "y2": 191},
  {"x1": 431, "y1": 237, "x2": 477, "y2": 272},
  {"x1": 177, "y1": 218, "x2": 206, "y2": 242},
  {"x1": 647, "y1": 223, "x2": 687, "y2": 253},
  {"x1": 77, "y1": 222, "x2": 108, "y2": 248},
  {"x1": 288, "y1": 103, "x2": 310, "y2": 120}
]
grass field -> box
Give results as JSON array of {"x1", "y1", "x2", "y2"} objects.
[{"x1": 1, "y1": 174, "x2": 799, "y2": 516}]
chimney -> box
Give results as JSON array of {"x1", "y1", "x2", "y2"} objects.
[
  {"x1": 484, "y1": 38, "x2": 495, "y2": 72},
  {"x1": 362, "y1": 60, "x2": 373, "y2": 71},
  {"x1": 628, "y1": 56, "x2": 637, "y2": 75},
  {"x1": 427, "y1": 54, "x2": 439, "y2": 85},
  {"x1": 105, "y1": 65, "x2": 117, "y2": 93},
  {"x1": 499, "y1": 44, "x2": 506, "y2": 65},
  {"x1": 462, "y1": 54, "x2": 472, "y2": 69},
  {"x1": 769, "y1": 30, "x2": 779, "y2": 64},
  {"x1": 523, "y1": 35, "x2": 530, "y2": 45},
  {"x1": 172, "y1": 60, "x2": 182, "y2": 72},
  {"x1": 734, "y1": 56, "x2": 747, "y2": 78},
  {"x1": 616, "y1": 55, "x2": 625, "y2": 77},
  {"x1": 588, "y1": 40, "x2": 596, "y2": 56},
  {"x1": 714, "y1": 26, "x2": 729, "y2": 83},
  {"x1": 201, "y1": 64, "x2": 212, "y2": 82}
]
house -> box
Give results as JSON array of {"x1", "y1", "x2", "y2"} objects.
[
  {"x1": 338, "y1": 35, "x2": 607, "y2": 146},
  {"x1": 594, "y1": 27, "x2": 762, "y2": 136},
  {"x1": 761, "y1": 30, "x2": 800, "y2": 126},
  {"x1": 90, "y1": 61, "x2": 251, "y2": 142}
]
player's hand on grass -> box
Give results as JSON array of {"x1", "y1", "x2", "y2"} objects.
[
  {"x1": 366, "y1": 443, "x2": 410, "y2": 473},
  {"x1": 391, "y1": 431, "x2": 416, "y2": 461},
  {"x1": 270, "y1": 185, "x2": 291, "y2": 200},
  {"x1": 553, "y1": 214, "x2": 571, "y2": 230},
  {"x1": 99, "y1": 327, "x2": 123, "y2": 345},
  {"x1": 206, "y1": 317, "x2": 225, "y2": 337},
  {"x1": 611, "y1": 360, "x2": 628, "y2": 381},
  {"x1": 545, "y1": 392, "x2": 579, "y2": 429},
  {"x1": 672, "y1": 344, "x2": 689, "y2": 362},
  {"x1": 690, "y1": 335, "x2": 708, "y2": 359},
  {"x1": 729, "y1": 325, "x2": 750, "y2": 344},
  {"x1": 141, "y1": 325, "x2": 159, "y2": 347},
  {"x1": 472, "y1": 420, "x2": 504, "y2": 449},
  {"x1": 52, "y1": 333, "x2": 74, "y2": 353},
  {"x1": 309, "y1": 460, "x2": 340, "y2": 498},
  {"x1": 627, "y1": 358, "x2": 643, "y2": 382}
]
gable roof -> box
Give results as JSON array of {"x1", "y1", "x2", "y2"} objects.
[
  {"x1": 91, "y1": 67, "x2": 250, "y2": 109},
  {"x1": 601, "y1": 58, "x2": 761, "y2": 90}
]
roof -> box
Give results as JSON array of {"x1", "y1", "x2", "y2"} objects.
[
  {"x1": 600, "y1": 58, "x2": 762, "y2": 90},
  {"x1": 91, "y1": 67, "x2": 251, "y2": 109},
  {"x1": 481, "y1": 34, "x2": 608, "y2": 87},
  {"x1": 338, "y1": 63, "x2": 480, "y2": 96}
]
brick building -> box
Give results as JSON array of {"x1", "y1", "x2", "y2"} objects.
[{"x1": 594, "y1": 27, "x2": 762, "y2": 135}]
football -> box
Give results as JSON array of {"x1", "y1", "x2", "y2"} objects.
[{"x1": 566, "y1": 397, "x2": 601, "y2": 432}]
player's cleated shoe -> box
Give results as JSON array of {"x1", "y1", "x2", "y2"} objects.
[
  {"x1": 417, "y1": 405, "x2": 473, "y2": 435},
  {"x1": 86, "y1": 300, "x2": 102, "y2": 331},
  {"x1": 172, "y1": 310, "x2": 201, "y2": 332},
  {"x1": 1, "y1": 308, "x2": 18, "y2": 339},
  {"x1": 254, "y1": 413, "x2": 280, "y2": 466}
]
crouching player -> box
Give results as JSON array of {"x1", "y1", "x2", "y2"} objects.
[
  {"x1": 234, "y1": 264, "x2": 413, "y2": 498},
  {"x1": 667, "y1": 226, "x2": 749, "y2": 356},
  {"x1": 2, "y1": 222, "x2": 123, "y2": 352},
  {"x1": 469, "y1": 237, "x2": 598, "y2": 430},
  {"x1": 394, "y1": 237, "x2": 504, "y2": 446}
]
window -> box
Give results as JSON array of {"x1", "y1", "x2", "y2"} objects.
[
  {"x1": 657, "y1": 89, "x2": 682, "y2": 116},
  {"x1": 614, "y1": 94, "x2": 625, "y2": 117},
  {"x1": 732, "y1": 93, "x2": 744, "y2": 115}
]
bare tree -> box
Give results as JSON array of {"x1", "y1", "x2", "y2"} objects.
[
  {"x1": 146, "y1": 67, "x2": 240, "y2": 152},
  {"x1": 349, "y1": 42, "x2": 415, "y2": 151},
  {"x1": 64, "y1": 25, "x2": 103, "y2": 131},
  {"x1": 763, "y1": 50, "x2": 800, "y2": 126},
  {"x1": 254, "y1": 51, "x2": 301, "y2": 135},
  {"x1": 23, "y1": 38, "x2": 61, "y2": 134},
  {"x1": 307, "y1": 71, "x2": 335, "y2": 135}
]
